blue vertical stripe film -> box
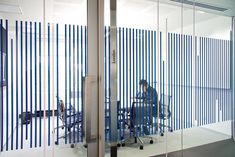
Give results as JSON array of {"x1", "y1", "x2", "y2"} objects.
[
  {"x1": 16, "y1": 20, "x2": 19, "y2": 150},
  {"x1": 64, "y1": 24, "x2": 68, "y2": 144},
  {"x1": 6, "y1": 20, "x2": 9, "y2": 151},
  {"x1": 76, "y1": 25, "x2": 79, "y2": 142},
  {"x1": 47, "y1": 23, "x2": 51, "y2": 146},
  {"x1": 34, "y1": 22, "x2": 37, "y2": 148},
  {"x1": 0, "y1": 20, "x2": 233, "y2": 150},
  {"x1": 25, "y1": 21, "x2": 28, "y2": 140},
  {"x1": 30, "y1": 22, "x2": 33, "y2": 148},
  {"x1": 39, "y1": 22, "x2": 42, "y2": 147},
  {"x1": 81, "y1": 26, "x2": 84, "y2": 142},
  {"x1": 56, "y1": 24, "x2": 59, "y2": 144},
  {"x1": 10, "y1": 38, "x2": 14, "y2": 150}
]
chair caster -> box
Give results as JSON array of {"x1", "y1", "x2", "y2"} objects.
[
  {"x1": 161, "y1": 133, "x2": 164, "y2": 136},
  {"x1": 150, "y1": 140, "x2": 153, "y2": 144},
  {"x1": 84, "y1": 144, "x2": 87, "y2": 148},
  {"x1": 55, "y1": 141, "x2": 58, "y2": 145},
  {"x1": 117, "y1": 143, "x2": 121, "y2": 147},
  {"x1": 62, "y1": 126, "x2": 64, "y2": 129},
  {"x1": 170, "y1": 129, "x2": 173, "y2": 132},
  {"x1": 121, "y1": 143, "x2": 125, "y2": 147},
  {"x1": 139, "y1": 145, "x2": 143, "y2": 150},
  {"x1": 70, "y1": 144, "x2": 75, "y2": 148}
]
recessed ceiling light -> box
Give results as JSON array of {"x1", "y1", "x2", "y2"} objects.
[{"x1": 197, "y1": 10, "x2": 205, "y2": 14}]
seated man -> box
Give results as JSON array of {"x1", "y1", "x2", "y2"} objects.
[
  {"x1": 136, "y1": 79, "x2": 158, "y2": 105},
  {"x1": 131, "y1": 79, "x2": 158, "y2": 134}
]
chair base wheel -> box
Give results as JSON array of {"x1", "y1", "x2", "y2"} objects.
[
  {"x1": 150, "y1": 140, "x2": 153, "y2": 144},
  {"x1": 121, "y1": 143, "x2": 125, "y2": 147},
  {"x1": 84, "y1": 144, "x2": 87, "y2": 148},
  {"x1": 161, "y1": 133, "x2": 164, "y2": 136},
  {"x1": 139, "y1": 145, "x2": 143, "y2": 150},
  {"x1": 117, "y1": 143, "x2": 121, "y2": 147},
  {"x1": 55, "y1": 141, "x2": 58, "y2": 145},
  {"x1": 170, "y1": 129, "x2": 173, "y2": 132},
  {"x1": 70, "y1": 144, "x2": 75, "y2": 148}
]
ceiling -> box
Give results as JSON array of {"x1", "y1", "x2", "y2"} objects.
[
  {"x1": 0, "y1": 0, "x2": 232, "y2": 28},
  {"x1": 0, "y1": 0, "x2": 234, "y2": 16},
  {"x1": 159, "y1": 0, "x2": 235, "y2": 17}
]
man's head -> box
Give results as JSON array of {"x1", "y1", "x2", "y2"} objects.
[{"x1": 139, "y1": 79, "x2": 148, "y2": 92}]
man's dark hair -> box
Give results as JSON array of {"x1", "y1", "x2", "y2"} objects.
[{"x1": 139, "y1": 79, "x2": 148, "y2": 86}]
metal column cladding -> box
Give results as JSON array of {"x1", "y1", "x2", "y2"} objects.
[
  {"x1": 110, "y1": 0, "x2": 118, "y2": 145},
  {"x1": 233, "y1": 17, "x2": 235, "y2": 141},
  {"x1": 0, "y1": 19, "x2": 3, "y2": 152},
  {"x1": 86, "y1": 0, "x2": 104, "y2": 156}
]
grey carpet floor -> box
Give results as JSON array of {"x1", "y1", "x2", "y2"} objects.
[{"x1": 152, "y1": 138, "x2": 235, "y2": 157}]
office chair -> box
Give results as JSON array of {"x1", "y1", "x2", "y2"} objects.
[
  {"x1": 119, "y1": 101, "x2": 154, "y2": 150},
  {"x1": 53, "y1": 98, "x2": 82, "y2": 148},
  {"x1": 159, "y1": 94, "x2": 173, "y2": 136},
  {"x1": 104, "y1": 99, "x2": 126, "y2": 144}
]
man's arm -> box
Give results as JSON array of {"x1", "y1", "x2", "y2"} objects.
[{"x1": 136, "y1": 92, "x2": 146, "y2": 99}]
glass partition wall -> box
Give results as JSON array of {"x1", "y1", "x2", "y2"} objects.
[
  {"x1": 183, "y1": 5, "x2": 232, "y2": 156},
  {"x1": 0, "y1": 0, "x2": 88, "y2": 157},
  {"x1": 45, "y1": 0, "x2": 87, "y2": 157},
  {"x1": 0, "y1": 0, "x2": 233, "y2": 157},
  {"x1": 111, "y1": 0, "x2": 233, "y2": 157},
  {"x1": 0, "y1": 1, "x2": 46, "y2": 156}
]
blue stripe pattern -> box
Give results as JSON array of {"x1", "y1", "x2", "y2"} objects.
[
  {"x1": 0, "y1": 20, "x2": 232, "y2": 150},
  {"x1": 169, "y1": 33, "x2": 231, "y2": 130}
]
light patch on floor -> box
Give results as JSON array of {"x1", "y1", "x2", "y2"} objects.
[{"x1": 0, "y1": 121, "x2": 231, "y2": 157}]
